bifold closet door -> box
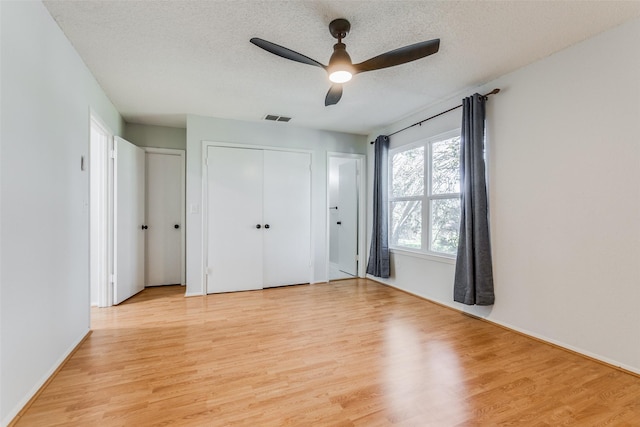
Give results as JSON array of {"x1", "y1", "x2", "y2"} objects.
[
  {"x1": 206, "y1": 146, "x2": 312, "y2": 293},
  {"x1": 206, "y1": 146, "x2": 264, "y2": 293},
  {"x1": 262, "y1": 150, "x2": 311, "y2": 287}
]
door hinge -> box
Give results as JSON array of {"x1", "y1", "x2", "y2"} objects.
[
  {"x1": 205, "y1": 157, "x2": 209, "y2": 166},
  {"x1": 109, "y1": 273, "x2": 115, "y2": 284},
  {"x1": 109, "y1": 150, "x2": 116, "y2": 159}
]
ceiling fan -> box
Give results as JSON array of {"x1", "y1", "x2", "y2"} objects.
[{"x1": 250, "y1": 18, "x2": 440, "y2": 106}]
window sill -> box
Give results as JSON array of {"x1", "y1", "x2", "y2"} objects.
[{"x1": 390, "y1": 248, "x2": 456, "y2": 265}]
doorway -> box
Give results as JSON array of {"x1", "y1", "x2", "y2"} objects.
[
  {"x1": 327, "y1": 153, "x2": 366, "y2": 281},
  {"x1": 90, "y1": 127, "x2": 186, "y2": 308}
]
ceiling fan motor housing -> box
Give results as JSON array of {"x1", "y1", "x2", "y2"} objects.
[
  {"x1": 328, "y1": 43, "x2": 354, "y2": 83},
  {"x1": 329, "y1": 43, "x2": 353, "y2": 66}
]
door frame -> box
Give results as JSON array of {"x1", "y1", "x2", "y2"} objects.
[
  {"x1": 201, "y1": 141, "x2": 314, "y2": 295},
  {"x1": 326, "y1": 152, "x2": 367, "y2": 280},
  {"x1": 90, "y1": 111, "x2": 114, "y2": 308},
  {"x1": 144, "y1": 147, "x2": 186, "y2": 286}
]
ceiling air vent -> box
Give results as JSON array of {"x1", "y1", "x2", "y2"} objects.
[{"x1": 263, "y1": 114, "x2": 291, "y2": 122}]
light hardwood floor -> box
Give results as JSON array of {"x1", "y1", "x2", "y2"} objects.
[{"x1": 14, "y1": 280, "x2": 640, "y2": 426}]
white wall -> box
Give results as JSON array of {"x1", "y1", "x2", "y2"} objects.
[
  {"x1": 0, "y1": 2, "x2": 124, "y2": 424},
  {"x1": 124, "y1": 123, "x2": 186, "y2": 150},
  {"x1": 368, "y1": 18, "x2": 640, "y2": 374},
  {"x1": 186, "y1": 115, "x2": 367, "y2": 296}
]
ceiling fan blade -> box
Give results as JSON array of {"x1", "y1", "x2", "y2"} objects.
[
  {"x1": 354, "y1": 39, "x2": 440, "y2": 73},
  {"x1": 250, "y1": 38, "x2": 326, "y2": 69},
  {"x1": 325, "y1": 84, "x2": 343, "y2": 106}
]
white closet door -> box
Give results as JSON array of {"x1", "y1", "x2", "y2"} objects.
[
  {"x1": 207, "y1": 146, "x2": 264, "y2": 293},
  {"x1": 263, "y1": 150, "x2": 311, "y2": 287},
  {"x1": 338, "y1": 160, "x2": 358, "y2": 276},
  {"x1": 113, "y1": 137, "x2": 145, "y2": 304},
  {"x1": 145, "y1": 151, "x2": 183, "y2": 286}
]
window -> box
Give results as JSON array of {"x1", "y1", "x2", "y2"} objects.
[{"x1": 389, "y1": 131, "x2": 461, "y2": 256}]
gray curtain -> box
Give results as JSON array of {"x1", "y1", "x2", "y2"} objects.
[
  {"x1": 454, "y1": 94, "x2": 495, "y2": 305},
  {"x1": 366, "y1": 135, "x2": 390, "y2": 278}
]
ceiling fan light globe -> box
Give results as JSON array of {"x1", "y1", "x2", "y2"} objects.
[{"x1": 329, "y1": 70, "x2": 352, "y2": 83}]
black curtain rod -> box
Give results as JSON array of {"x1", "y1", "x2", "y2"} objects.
[{"x1": 370, "y1": 88, "x2": 500, "y2": 143}]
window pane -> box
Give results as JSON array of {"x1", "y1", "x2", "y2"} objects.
[
  {"x1": 391, "y1": 200, "x2": 422, "y2": 249},
  {"x1": 430, "y1": 198, "x2": 460, "y2": 255},
  {"x1": 431, "y1": 136, "x2": 460, "y2": 194},
  {"x1": 392, "y1": 146, "x2": 424, "y2": 197}
]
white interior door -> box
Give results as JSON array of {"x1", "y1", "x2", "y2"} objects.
[
  {"x1": 145, "y1": 151, "x2": 183, "y2": 286},
  {"x1": 338, "y1": 160, "x2": 358, "y2": 276},
  {"x1": 263, "y1": 150, "x2": 311, "y2": 287},
  {"x1": 207, "y1": 146, "x2": 263, "y2": 293},
  {"x1": 113, "y1": 137, "x2": 145, "y2": 304}
]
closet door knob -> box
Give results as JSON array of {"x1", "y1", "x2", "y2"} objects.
[
  {"x1": 256, "y1": 224, "x2": 262, "y2": 229},
  {"x1": 337, "y1": 221, "x2": 342, "y2": 225},
  {"x1": 174, "y1": 224, "x2": 180, "y2": 229},
  {"x1": 264, "y1": 224, "x2": 270, "y2": 229},
  {"x1": 141, "y1": 225, "x2": 148, "y2": 230}
]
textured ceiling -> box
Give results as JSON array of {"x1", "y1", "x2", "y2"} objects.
[{"x1": 43, "y1": 1, "x2": 640, "y2": 135}]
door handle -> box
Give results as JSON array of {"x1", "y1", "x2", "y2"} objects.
[
  {"x1": 174, "y1": 224, "x2": 180, "y2": 229},
  {"x1": 256, "y1": 224, "x2": 262, "y2": 229},
  {"x1": 141, "y1": 225, "x2": 148, "y2": 230},
  {"x1": 264, "y1": 224, "x2": 270, "y2": 229},
  {"x1": 337, "y1": 221, "x2": 342, "y2": 225}
]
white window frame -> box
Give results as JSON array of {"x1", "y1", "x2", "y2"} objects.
[{"x1": 389, "y1": 129, "x2": 461, "y2": 259}]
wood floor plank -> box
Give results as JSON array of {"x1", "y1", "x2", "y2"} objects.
[{"x1": 13, "y1": 279, "x2": 640, "y2": 426}]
